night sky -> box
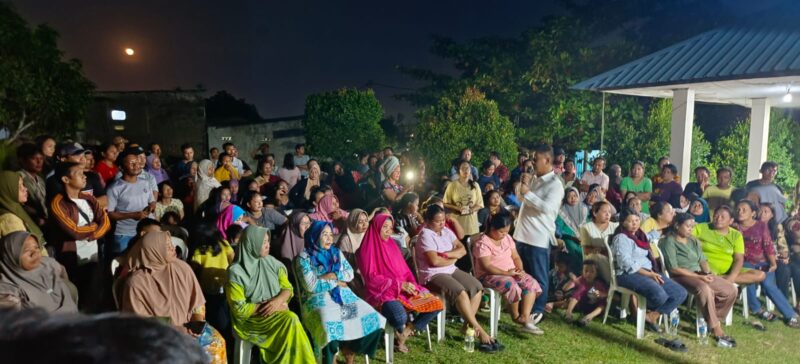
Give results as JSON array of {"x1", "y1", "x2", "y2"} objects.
[{"x1": 12, "y1": 0, "x2": 563, "y2": 119}]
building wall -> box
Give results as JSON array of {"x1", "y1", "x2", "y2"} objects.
[
  {"x1": 85, "y1": 91, "x2": 207, "y2": 165},
  {"x1": 206, "y1": 120, "x2": 305, "y2": 170}
]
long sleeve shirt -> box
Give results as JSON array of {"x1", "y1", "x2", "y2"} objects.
[
  {"x1": 611, "y1": 233, "x2": 652, "y2": 275},
  {"x1": 513, "y1": 171, "x2": 564, "y2": 248}
]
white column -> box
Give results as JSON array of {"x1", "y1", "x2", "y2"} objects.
[
  {"x1": 747, "y1": 98, "x2": 771, "y2": 182},
  {"x1": 670, "y1": 88, "x2": 695, "y2": 187}
]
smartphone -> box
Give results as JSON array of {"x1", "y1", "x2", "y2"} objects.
[{"x1": 184, "y1": 321, "x2": 206, "y2": 335}]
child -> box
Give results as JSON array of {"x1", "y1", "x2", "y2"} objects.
[
  {"x1": 546, "y1": 253, "x2": 577, "y2": 311},
  {"x1": 564, "y1": 260, "x2": 608, "y2": 327}
]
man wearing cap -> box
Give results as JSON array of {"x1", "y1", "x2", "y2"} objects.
[
  {"x1": 46, "y1": 143, "x2": 108, "y2": 208},
  {"x1": 106, "y1": 147, "x2": 157, "y2": 256},
  {"x1": 114, "y1": 145, "x2": 159, "y2": 202}
]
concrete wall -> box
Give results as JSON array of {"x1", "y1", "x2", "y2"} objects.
[
  {"x1": 206, "y1": 119, "x2": 305, "y2": 170},
  {"x1": 85, "y1": 90, "x2": 207, "y2": 164}
]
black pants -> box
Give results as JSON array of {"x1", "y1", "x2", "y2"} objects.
[{"x1": 776, "y1": 257, "x2": 800, "y2": 304}]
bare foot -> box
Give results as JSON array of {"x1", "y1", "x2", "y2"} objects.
[{"x1": 343, "y1": 350, "x2": 355, "y2": 364}]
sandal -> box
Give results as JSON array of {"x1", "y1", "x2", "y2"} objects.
[
  {"x1": 750, "y1": 321, "x2": 767, "y2": 331},
  {"x1": 577, "y1": 317, "x2": 590, "y2": 327},
  {"x1": 787, "y1": 317, "x2": 800, "y2": 329},
  {"x1": 477, "y1": 342, "x2": 498, "y2": 353},
  {"x1": 756, "y1": 310, "x2": 777, "y2": 322},
  {"x1": 645, "y1": 321, "x2": 663, "y2": 334},
  {"x1": 714, "y1": 335, "x2": 736, "y2": 348},
  {"x1": 655, "y1": 338, "x2": 688, "y2": 353}
]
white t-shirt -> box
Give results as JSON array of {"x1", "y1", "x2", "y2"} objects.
[{"x1": 72, "y1": 198, "x2": 98, "y2": 265}]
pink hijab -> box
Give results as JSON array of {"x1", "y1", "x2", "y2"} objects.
[
  {"x1": 308, "y1": 194, "x2": 349, "y2": 233},
  {"x1": 357, "y1": 214, "x2": 425, "y2": 307}
]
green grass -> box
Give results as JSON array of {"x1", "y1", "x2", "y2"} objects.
[{"x1": 347, "y1": 301, "x2": 800, "y2": 364}]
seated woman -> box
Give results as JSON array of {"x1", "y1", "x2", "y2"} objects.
[
  {"x1": 379, "y1": 156, "x2": 411, "y2": 206},
  {"x1": 421, "y1": 196, "x2": 465, "y2": 241},
  {"x1": 254, "y1": 158, "x2": 282, "y2": 195},
  {"x1": 121, "y1": 231, "x2": 227, "y2": 363},
  {"x1": 477, "y1": 190, "x2": 505, "y2": 230},
  {"x1": 227, "y1": 225, "x2": 315, "y2": 363},
  {"x1": 155, "y1": 181, "x2": 184, "y2": 221},
  {"x1": 243, "y1": 191, "x2": 287, "y2": 230},
  {"x1": 584, "y1": 184, "x2": 617, "y2": 216},
  {"x1": 295, "y1": 221, "x2": 385, "y2": 364},
  {"x1": 641, "y1": 201, "x2": 675, "y2": 241},
  {"x1": 578, "y1": 201, "x2": 618, "y2": 283},
  {"x1": 0, "y1": 172, "x2": 45, "y2": 251},
  {"x1": 337, "y1": 209, "x2": 368, "y2": 294},
  {"x1": 611, "y1": 208, "x2": 687, "y2": 333},
  {"x1": 308, "y1": 194, "x2": 348, "y2": 234},
  {"x1": 289, "y1": 159, "x2": 325, "y2": 210},
  {"x1": 216, "y1": 205, "x2": 246, "y2": 241},
  {"x1": 357, "y1": 214, "x2": 443, "y2": 353},
  {"x1": 659, "y1": 213, "x2": 738, "y2": 347},
  {"x1": 625, "y1": 194, "x2": 650, "y2": 222},
  {"x1": 415, "y1": 205, "x2": 498, "y2": 352},
  {"x1": 688, "y1": 196, "x2": 710, "y2": 224},
  {"x1": 279, "y1": 211, "x2": 312, "y2": 265},
  {"x1": 477, "y1": 160, "x2": 501, "y2": 193},
  {"x1": 558, "y1": 187, "x2": 588, "y2": 275},
  {"x1": 145, "y1": 154, "x2": 170, "y2": 185},
  {"x1": 0, "y1": 231, "x2": 77, "y2": 313},
  {"x1": 473, "y1": 211, "x2": 542, "y2": 334},
  {"x1": 733, "y1": 200, "x2": 799, "y2": 327},
  {"x1": 393, "y1": 192, "x2": 423, "y2": 239},
  {"x1": 266, "y1": 180, "x2": 294, "y2": 213}
]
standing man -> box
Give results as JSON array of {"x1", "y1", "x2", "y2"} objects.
[
  {"x1": 489, "y1": 151, "x2": 509, "y2": 183},
  {"x1": 294, "y1": 143, "x2": 311, "y2": 178},
  {"x1": 580, "y1": 156, "x2": 609, "y2": 194},
  {"x1": 747, "y1": 161, "x2": 788, "y2": 223},
  {"x1": 17, "y1": 143, "x2": 47, "y2": 225},
  {"x1": 106, "y1": 147, "x2": 156, "y2": 256},
  {"x1": 172, "y1": 143, "x2": 195, "y2": 181},
  {"x1": 513, "y1": 144, "x2": 564, "y2": 329},
  {"x1": 703, "y1": 167, "x2": 734, "y2": 217},
  {"x1": 47, "y1": 161, "x2": 110, "y2": 311}
]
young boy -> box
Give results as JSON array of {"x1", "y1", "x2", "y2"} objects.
[
  {"x1": 564, "y1": 260, "x2": 608, "y2": 327},
  {"x1": 703, "y1": 167, "x2": 734, "y2": 218},
  {"x1": 546, "y1": 253, "x2": 577, "y2": 312}
]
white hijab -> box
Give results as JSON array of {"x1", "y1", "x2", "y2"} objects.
[{"x1": 194, "y1": 159, "x2": 221, "y2": 211}]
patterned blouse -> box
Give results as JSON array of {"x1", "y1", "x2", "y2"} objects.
[{"x1": 735, "y1": 221, "x2": 775, "y2": 266}]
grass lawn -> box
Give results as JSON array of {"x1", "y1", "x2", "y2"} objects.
[{"x1": 347, "y1": 300, "x2": 800, "y2": 364}]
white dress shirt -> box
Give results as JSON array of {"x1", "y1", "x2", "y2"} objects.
[{"x1": 513, "y1": 170, "x2": 564, "y2": 248}]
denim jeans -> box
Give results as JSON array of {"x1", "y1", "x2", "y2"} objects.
[
  {"x1": 616, "y1": 272, "x2": 687, "y2": 314},
  {"x1": 516, "y1": 243, "x2": 550, "y2": 314},
  {"x1": 744, "y1": 262, "x2": 797, "y2": 319},
  {"x1": 108, "y1": 235, "x2": 134, "y2": 258}
]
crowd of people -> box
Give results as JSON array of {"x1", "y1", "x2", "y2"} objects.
[{"x1": 2, "y1": 135, "x2": 800, "y2": 362}]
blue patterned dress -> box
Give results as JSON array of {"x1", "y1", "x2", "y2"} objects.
[{"x1": 295, "y1": 250, "x2": 386, "y2": 350}]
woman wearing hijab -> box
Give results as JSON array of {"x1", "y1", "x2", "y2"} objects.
[
  {"x1": 557, "y1": 187, "x2": 589, "y2": 275},
  {"x1": 328, "y1": 161, "x2": 360, "y2": 210},
  {"x1": 279, "y1": 211, "x2": 312, "y2": 264},
  {"x1": 584, "y1": 183, "x2": 617, "y2": 216},
  {"x1": 226, "y1": 225, "x2": 315, "y2": 364},
  {"x1": 338, "y1": 209, "x2": 368, "y2": 267},
  {"x1": 308, "y1": 194, "x2": 349, "y2": 234},
  {"x1": 380, "y1": 156, "x2": 410, "y2": 204},
  {"x1": 216, "y1": 205, "x2": 247, "y2": 241},
  {"x1": 357, "y1": 214, "x2": 442, "y2": 353},
  {"x1": 689, "y1": 196, "x2": 711, "y2": 224},
  {"x1": 295, "y1": 221, "x2": 385, "y2": 364},
  {"x1": 194, "y1": 159, "x2": 222, "y2": 213},
  {"x1": 0, "y1": 231, "x2": 77, "y2": 313},
  {"x1": 145, "y1": 154, "x2": 170, "y2": 185},
  {"x1": 0, "y1": 171, "x2": 45, "y2": 250},
  {"x1": 120, "y1": 231, "x2": 227, "y2": 363}
]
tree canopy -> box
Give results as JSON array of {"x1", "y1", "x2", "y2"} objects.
[{"x1": 0, "y1": 3, "x2": 94, "y2": 141}]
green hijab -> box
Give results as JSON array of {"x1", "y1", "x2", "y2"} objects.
[
  {"x1": 0, "y1": 171, "x2": 44, "y2": 243},
  {"x1": 228, "y1": 225, "x2": 286, "y2": 302}
]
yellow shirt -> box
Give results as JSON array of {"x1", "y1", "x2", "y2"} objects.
[
  {"x1": 214, "y1": 166, "x2": 240, "y2": 183},
  {"x1": 191, "y1": 241, "x2": 234, "y2": 294}
]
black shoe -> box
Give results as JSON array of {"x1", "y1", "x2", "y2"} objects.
[
  {"x1": 492, "y1": 340, "x2": 505, "y2": 351},
  {"x1": 477, "y1": 342, "x2": 498, "y2": 353}
]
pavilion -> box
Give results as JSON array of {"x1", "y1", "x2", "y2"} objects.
[{"x1": 573, "y1": 22, "x2": 800, "y2": 183}]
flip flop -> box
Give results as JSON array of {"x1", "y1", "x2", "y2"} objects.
[
  {"x1": 655, "y1": 338, "x2": 688, "y2": 353},
  {"x1": 646, "y1": 321, "x2": 663, "y2": 334},
  {"x1": 750, "y1": 321, "x2": 767, "y2": 331}
]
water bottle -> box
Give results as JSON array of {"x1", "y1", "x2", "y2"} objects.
[
  {"x1": 669, "y1": 309, "x2": 680, "y2": 337},
  {"x1": 697, "y1": 317, "x2": 708, "y2": 346},
  {"x1": 464, "y1": 327, "x2": 475, "y2": 353}
]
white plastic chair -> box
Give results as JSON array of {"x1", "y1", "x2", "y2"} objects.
[
  {"x1": 469, "y1": 237, "x2": 502, "y2": 339},
  {"x1": 601, "y1": 239, "x2": 648, "y2": 339},
  {"x1": 234, "y1": 335, "x2": 254, "y2": 364},
  {"x1": 170, "y1": 236, "x2": 189, "y2": 261},
  {"x1": 408, "y1": 235, "x2": 447, "y2": 343}
]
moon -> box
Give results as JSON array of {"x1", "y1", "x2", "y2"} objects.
[{"x1": 124, "y1": 48, "x2": 135, "y2": 56}]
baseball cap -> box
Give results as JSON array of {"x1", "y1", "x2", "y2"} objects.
[{"x1": 58, "y1": 143, "x2": 86, "y2": 157}]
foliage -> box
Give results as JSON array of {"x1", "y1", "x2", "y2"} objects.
[
  {"x1": 0, "y1": 3, "x2": 94, "y2": 141},
  {"x1": 602, "y1": 98, "x2": 666, "y2": 176},
  {"x1": 412, "y1": 88, "x2": 517, "y2": 174},
  {"x1": 708, "y1": 113, "x2": 799, "y2": 191},
  {"x1": 303, "y1": 88, "x2": 386, "y2": 160},
  {"x1": 205, "y1": 90, "x2": 262, "y2": 121}
]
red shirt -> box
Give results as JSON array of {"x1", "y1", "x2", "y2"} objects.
[
  {"x1": 94, "y1": 161, "x2": 118, "y2": 184},
  {"x1": 494, "y1": 164, "x2": 510, "y2": 183}
]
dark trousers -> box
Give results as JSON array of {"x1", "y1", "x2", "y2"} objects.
[
  {"x1": 380, "y1": 300, "x2": 440, "y2": 332},
  {"x1": 517, "y1": 242, "x2": 550, "y2": 314},
  {"x1": 776, "y1": 258, "x2": 800, "y2": 304}
]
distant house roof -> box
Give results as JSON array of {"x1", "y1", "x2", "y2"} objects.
[
  {"x1": 573, "y1": 22, "x2": 800, "y2": 107},
  {"x1": 207, "y1": 114, "x2": 304, "y2": 127}
]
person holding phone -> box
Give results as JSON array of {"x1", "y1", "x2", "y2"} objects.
[{"x1": 120, "y1": 231, "x2": 227, "y2": 363}]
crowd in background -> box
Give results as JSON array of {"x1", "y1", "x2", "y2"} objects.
[{"x1": 2, "y1": 134, "x2": 800, "y2": 362}]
